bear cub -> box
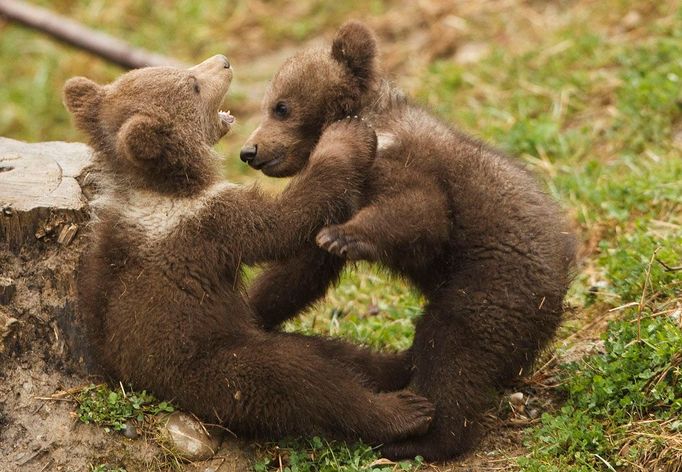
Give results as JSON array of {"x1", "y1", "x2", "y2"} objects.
[
  {"x1": 65, "y1": 55, "x2": 435, "y2": 445},
  {"x1": 243, "y1": 23, "x2": 577, "y2": 460}
]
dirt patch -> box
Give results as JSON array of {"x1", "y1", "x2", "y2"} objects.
[{"x1": 0, "y1": 233, "x2": 156, "y2": 471}]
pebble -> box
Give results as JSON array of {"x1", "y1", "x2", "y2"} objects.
[
  {"x1": 622, "y1": 11, "x2": 641, "y2": 29},
  {"x1": 122, "y1": 420, "x2": 138, "y2": 439},
  {"x1": 455, "y1": 42, "x2": 489, "y2": 65},
  {"x1": 187, "y1": 440, "x2": 254, "y2": 472},
  {"x1": 509, "y1": 392, "x2": 525, "y2": 406},
  {"x1": 158, "y1": 411, "x2": 223, "y2": 461}
]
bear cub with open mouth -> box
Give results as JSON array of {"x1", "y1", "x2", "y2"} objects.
[{"x1": 66, "y1": 55, "x2": 435, "y2": 445}]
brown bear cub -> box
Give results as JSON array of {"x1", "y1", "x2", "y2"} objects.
[
  {"x1": 243, "y1": 23, "x2": 576, "y2": 460},
  {"x1": 65, "y1": 55, "x2": 436, "y2": 445}
]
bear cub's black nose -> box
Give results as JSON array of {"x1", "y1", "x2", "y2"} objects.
[
  {"x1": 240, "y1": 144, "x2": 258, "y2": 163},
  {"x1": 218, "y1": 54, "x2": 230, "y2": 69}
]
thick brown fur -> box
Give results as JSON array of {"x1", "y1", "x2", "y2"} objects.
[
  {"x1": 65, "y1": 56, "x2": 435, "y2": 444},
  {"x1": 243, "y1": 23, "x2": 577, "y2": 460}
]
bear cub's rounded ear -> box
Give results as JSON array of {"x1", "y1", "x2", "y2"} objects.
[
  {"x1": 63, "y1": 77, "x2": 102, "y2": 116},
  {"x1": 116, "y1": 114, "x2": 170, "y2": 163},
  {"x1": 331, "y1": 21, "x2": 378, "y2": 88}
]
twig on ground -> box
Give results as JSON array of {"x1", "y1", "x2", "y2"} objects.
[
  {"x1": 637, "y1": 248, "x2": 660, "y2": 341},
  {"x1": 0, "y1": 0, "x2": 185, "y2": 69},
  {"x1": 656, "y1": 257, "x2": 682, "y2": 272}
]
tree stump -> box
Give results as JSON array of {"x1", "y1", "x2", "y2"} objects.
[
  {"x1": 0, "y1": 137, "x2": 107, "y2": 470},
  {"x1": 0, "y1": 136, "x2": 97, "y2": 363},
  {"x1": 0, "y1": 137, "x2": 93, "y2": 252}
]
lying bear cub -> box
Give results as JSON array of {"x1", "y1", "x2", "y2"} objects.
[
  {"x1": 66, "y1": 55, "x2": 435, "y2": 444},
  {"x1": 243, "y1": 23, "x2": 577, "y2": 460}
]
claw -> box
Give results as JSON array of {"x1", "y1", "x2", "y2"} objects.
[
  {"x1": 327, "y1": 240, "x2": 341, "y2": 254},
  {"x1": 316, "y1": 232, "x2": 332, "y2": 248},
  {"x1": 316, "y1": 229, "x2": 338, "y2": 248}
]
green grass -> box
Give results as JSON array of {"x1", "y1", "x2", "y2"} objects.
[
  {"x1": 519, "y1": 314, "x2": 681, "y2": 471},
  {"x1": 414, "y1": 4, "x2": 681, "y2": 469},
  {"x1": 284, "y1": 264, "x2": 423, "y2": 351},
  {"x1": 253, "y1": 437, "x2": 423, "y2": 472},
  {"x1": 91, "y1": 466, "x2": 127, "y2": 472},
  {"x1": 75, "y1": 384, "x2": 174, "y2": 433},
  {"x1": 3, "y1": 0, "x2": 681, "y2": 470}
]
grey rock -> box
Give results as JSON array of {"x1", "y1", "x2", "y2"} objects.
[
  {"x1": 187, "y1": 440, "x2": 254, "y2": 472},
  {"x1": 122, "y1": 420, "x2": 138, "y2": 439},
  {"x1": 509, "y1": 392, "x2": 525, "y2": 406},
  {"x1": 158, "y1": 411, "x2": 223, "y2": 461}
]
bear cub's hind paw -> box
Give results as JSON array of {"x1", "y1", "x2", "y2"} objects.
[
  {"x1": 316, "y1": 224, "x2": 379, "y2": 261},
  {"x1": 377, "y1": 390, "x2": 435, "y2": 441}
]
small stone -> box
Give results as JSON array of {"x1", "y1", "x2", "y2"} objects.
[
  {"x1": 0, "y1": 277, "x2": 16, "y2": 305},
  {"x1": 0, "y1": 309, "x2": 19, "y2": 351},
  {"x1": 528, "y1": 408, "x2": 540, "y2": 419},
  {"x1": 158, "y1": 411, "x2": 222, "y2": 461},
  {"x1": 589, "y1": 280, "x2": 609, "y2": 293},
  {"x1": 122, "y1": 420, "x2": 138, "y2": 439},
  {"x1": 509, "y1": 392, "x2": 525, "y2": 406},
  {"x1": 622, "y1": 10, "x2": 641, "y2": 29},
  {"x1": 455, "y1": 42, "x2": 489, "y2": 65},
  {"x1": 670, "y1": 307, "x2": 681, "y2": 323},
  {"x1": 442, "y1": 15, "x2": 468, "y2": 32},
  {"x1": 187, "y1": 441, "x2": 255, "y2": 472}
]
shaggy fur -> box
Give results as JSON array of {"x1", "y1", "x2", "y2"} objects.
[
  {"x1": 66, "y1": 55, "x2": 435, "y2": 444},
  {"x1": 243, "y1": 23, "x2": 577, "y2": 460}
]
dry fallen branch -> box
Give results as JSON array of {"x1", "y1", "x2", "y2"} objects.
[
  {"x1": 656, "y1": 257, "x2": 682, "y2": 272},
  {"x1": 0, "y1": 0, "x2": 185, "y2": 69}
]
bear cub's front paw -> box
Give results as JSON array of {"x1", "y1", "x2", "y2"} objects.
[
  {"x1": 317, "y1": 116, "x2": 377, "y2": 168},
  {"x1": 316, "y1": 224, "x2": 379, "y2": 261}
]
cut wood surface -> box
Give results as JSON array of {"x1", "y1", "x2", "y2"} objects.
[{"x1": 0, "y1": 137, "x2": 93, "y2": 250}]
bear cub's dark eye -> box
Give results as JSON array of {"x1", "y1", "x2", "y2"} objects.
[
  {"x1": 274, "y1": 101, "x2": 289, "y2": 119},
  {"x1": 192, "y1": 77, "x2": 200, "y2": 94}
]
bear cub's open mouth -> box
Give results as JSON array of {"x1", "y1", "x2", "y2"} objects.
[{"x1": 219, "y1": 110, "x2": 235, "y2": 125}]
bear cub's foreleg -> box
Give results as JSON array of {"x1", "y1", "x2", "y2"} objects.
[{"x1": 316, "y1": 186, "x2": 450, "y2": 264}]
